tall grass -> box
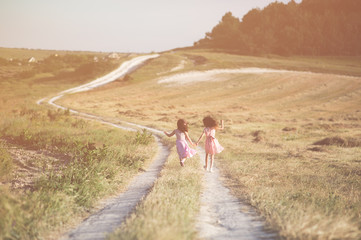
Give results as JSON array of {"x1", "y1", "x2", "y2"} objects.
[
  {"x1": 0, "y1": 107, "x2": 156, "y2": 239},
  {"x1": 217, "y1": 125, "x2": 361, "y2": 239}
]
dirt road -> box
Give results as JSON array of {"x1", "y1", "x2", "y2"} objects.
[
  {"x1": 196, "y1": 148, "x2": 278, "y2": 240},
  {"x1": 42, "y1": 55, "x2": 277, "y2": 240}
]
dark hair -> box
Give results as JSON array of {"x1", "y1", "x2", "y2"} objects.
[
  {"x1": 203, "y1": 116, "x2": 218, "y2": 129},
  {"x1": 177, "y1": 119, "x2": 188, "y2": 133}
]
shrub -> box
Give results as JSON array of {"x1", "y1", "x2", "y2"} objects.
[
  {"x1": 252, "y1": 130, "x2": 266, "y2": 142},
  {"x1": 134, "y1": 129, "x2": 153, "y2": 145},
  {"x1": 17, "y1": 69, "x2": 37, "y2": 78},
  {"x1": 47, "y1": 109, "x2": 67, "y2": 121}
]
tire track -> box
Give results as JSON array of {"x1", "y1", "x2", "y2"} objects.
[{"x1": 196, "y1": 148, "x2": 279, "y2": 240}]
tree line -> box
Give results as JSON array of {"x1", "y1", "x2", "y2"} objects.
[{"x1": 193, "y1": 0, "x2": 361, "y2": 56}]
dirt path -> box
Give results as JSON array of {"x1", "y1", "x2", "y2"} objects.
[
  {"x1": 196, "y1": 148, "x2": 278, "y2": 240},
  {"x1": 41, "y1": 56, "x2": 279, "y2": 239}
]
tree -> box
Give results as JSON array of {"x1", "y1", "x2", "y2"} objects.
[{"x1": 194, "y1": 0, "x2": 361, "y2": 56}]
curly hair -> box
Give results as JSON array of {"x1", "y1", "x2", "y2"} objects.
[
  {"x1": 202, "y1": 116, "x2": 218, "y2": 129},
  {"x1": 177, "y1": 119, "x2": 188, "y2": 133}
]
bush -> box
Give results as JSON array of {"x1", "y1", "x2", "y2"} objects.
[
  {"x1": 17, "y1": 70, "x2": 37, "y2": 78},
  {"x1": 47, "y1": 109, "x2": 68, "y2": 121},
  {"x1": 134, "y1": 129, "x2": 153, "y2": 145}
]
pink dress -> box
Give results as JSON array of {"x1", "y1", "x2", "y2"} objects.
[
  {"x1": 175, "y1": 129, "x2": 196, "y2": 160},
  {"x1": 204, "y1": 127, "x2": 224, "y2": 154}
]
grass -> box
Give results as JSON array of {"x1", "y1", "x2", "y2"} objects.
[
  {"x1": 0, "y1": 142, "x2": 12, "y2": 181},
  {"x1": 0, "y1": 48, "x2": 157, "y2": 239},
  {"x1": 108, "y1": 150, "x2": 202, "y2": 240},
  {"x1": 218, "y1": 138, "x2": 361, "y2": 239},
  {"x1": 60, "y1": 49, "x2": 361, "y2": 239}
]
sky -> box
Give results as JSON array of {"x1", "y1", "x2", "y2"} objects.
[{"x1": 0, "y1": 0, "x2": 301, "y2": 53}]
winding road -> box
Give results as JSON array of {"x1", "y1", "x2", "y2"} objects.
[{"x1": 39, "y1": 54, "x2": 277, "y2": 240}]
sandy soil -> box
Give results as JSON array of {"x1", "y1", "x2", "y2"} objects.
[
  {"x1": 0, "y1": 142, "x2": 71, "y2": 192},
  {"x1": 157, "y1": 68, "x2": 291, "y2": 86},
  {"x1": 157, "y1": 67, "x2": 359, "y2": 87}
]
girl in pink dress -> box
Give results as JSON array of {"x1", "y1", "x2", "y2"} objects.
[
  {"x1": 164, "y1": 119, "x2": 197, "y2": 167},
  {"x1": 196, "y1": 116, "x2": 224, "y2": 172}
]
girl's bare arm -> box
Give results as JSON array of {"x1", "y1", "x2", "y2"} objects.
[
  {"x1": 164, "y1": 130, "x2": 175, "y2": 137},
  {"x1": 196, "y1": 131, "x2": 205, "y2": 145},
  {"x1": 185, "y1": 132, "x2": 195, "y2": 146}
]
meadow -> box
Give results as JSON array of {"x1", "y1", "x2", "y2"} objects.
[
  {"x1": 0, "y1": 49, "x2": 157, "y2": 239},
  {"x1": 59, "y1": 49, "x2": 361, "y2": 239}
]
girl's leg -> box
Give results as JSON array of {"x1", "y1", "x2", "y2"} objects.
[
  {"x1": 204, "y1": 153, "x2": 208, "y2": 170},
  {"x1": 209, "y1": 154, "x2": 215, "y2": 172},
  {"x1": 180, "y1": 158, "x2": 185, "y2": 167}
]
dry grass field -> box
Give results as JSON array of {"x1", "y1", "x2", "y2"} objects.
[{"x1": 59, "y1": 49, "x2": 361, "y2": 239}]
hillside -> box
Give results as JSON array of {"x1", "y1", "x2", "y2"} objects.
[{"x1": 1, "y1": 47, "x2": 360, "y2": 239}]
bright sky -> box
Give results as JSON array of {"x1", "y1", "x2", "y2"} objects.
[{"x1": 0, "y1": 0, "x2": 301, "y2": 53}]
